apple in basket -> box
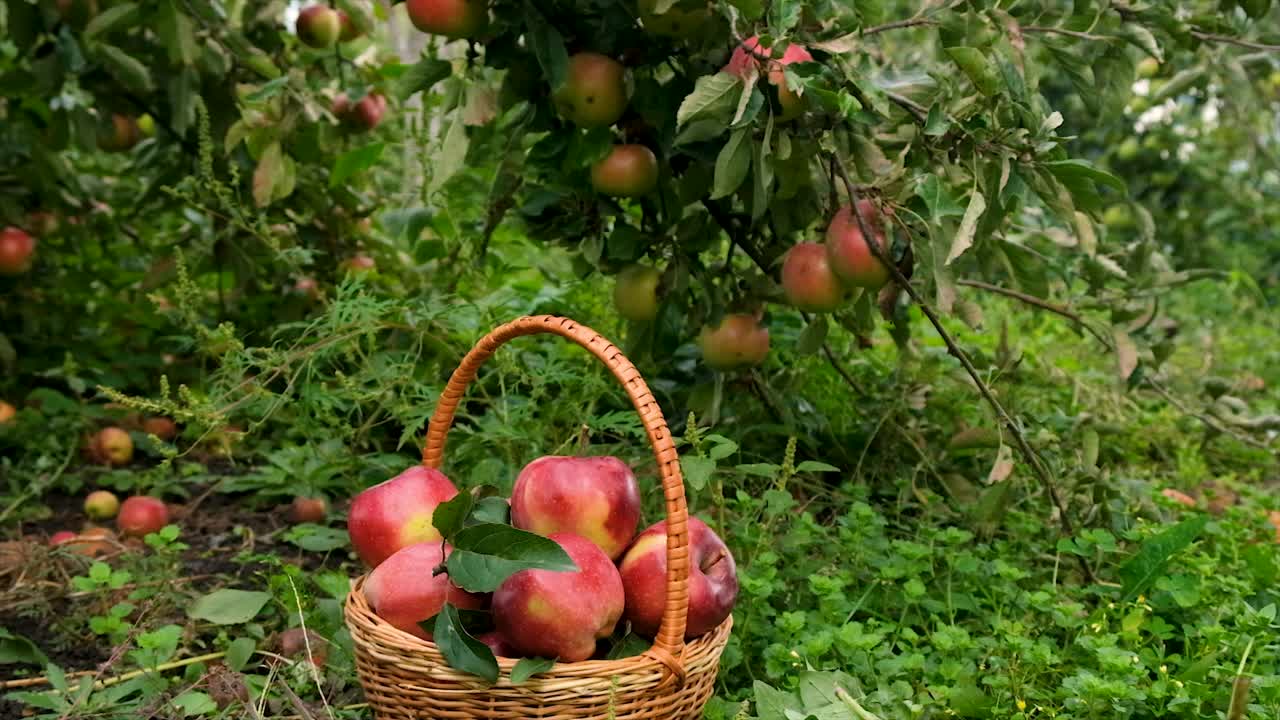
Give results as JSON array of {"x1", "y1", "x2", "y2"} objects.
[
  {"x1": 492, "y1": 533, "x2": 624, "y2": 662},
  {"x1": 510, "y1": 456, "x2": 641, "y2": 560},
  {"x1": 364, "y1": 542, "x2": 487, "y2": 640},
  {"x1": 618, "y1": 516, "x2": 738, "y2": 639},
  {"x1": 348, "y1": 466, "x2": 459, "y2": 567}
]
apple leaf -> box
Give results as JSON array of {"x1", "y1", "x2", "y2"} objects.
[
  {"x1": 431, "y1": 491, "x2": 473, "y2": 540},
  {"x1": 330, "y1": 143, "x2": 385, "y2": 188},
  {"x1": 524, "y1": 4, "x2": 568, "y2": 91},
  {"x1": 711, "y1": 127, "x2": 751, "y2": 200},
  {"x1": 946, "y1": 189, "x2": 986, "y2": 265},
  {"x1": 796, "y1": 315, "x2": 827, "y2": 356},
  {"x1": 395, "y1": 57, "x2": 450, "y2": 101},
  {"x1": 509, "y1": 657, "x2": 556, "y2": 685},
  {"x1": 605, "y1": 632, "x2": 649, "y2": 660},
  {"x1": 470, "y1": 496, "x2": 511, "y2": 526},
  {"x1": 433, "y1": 603, "x2": 498, "y2": 683},
  {"x1": 446, "y1": 524, "x2": 577, "y2": 593},
  {"x1": 83, "y1": 3, "x2": 139, "y2": 43},
  {"x1": 253, "y1": 142, "x2": 283, "y2": 207},
  {"x1": 676, "y1": 73, "x2": 740, "y2": 128},
  {"x1": 428, "y1": 110, "x2": 468, "y2": 197},
  {"x1": 188, "y1": 589, "x2": 271, "y2": 625}
]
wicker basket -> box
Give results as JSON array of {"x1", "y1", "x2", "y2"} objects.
[{"x1": 345, "y1": 315, "x2": 733, "y2": 719}]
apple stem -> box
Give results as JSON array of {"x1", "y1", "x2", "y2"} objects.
[{"x1": 432, "y1": 562, "x2": 447, "y2": 577}]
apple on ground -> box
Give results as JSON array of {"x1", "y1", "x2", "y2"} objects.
[
  {"x1": 364, "y1": 542, "x2": 487, "y2": 640},
  {"x1": 92, "y1": 427, "x2": 134, "y2": 466},
  {"x1": 277, "y1": 628, "x2": 328, "y2": 668},
  {"x1": 782, "y1": 242, "x2": 845, "y2": 312},
  {"x1": 591, "y1": 145, "x2": 658, "y2": 197},
  {"x1": 348, "y1": 465, "x2": 459, "y2": 567},
  {"x1": 511, "y1": 456, "x2": 641, "y2": 560},
  {"x1": 554, "y1": 53, "x2": 629, "y2": 129},
  {"x1": 0, "y1": 227, "x2": 36, "y2": 275},
  {"x1": 117, "y1": 496, "x2": 170, "y2": 537},
  {"x1": 142, "y1": 416, "x2": 178, "y2": 440},
  {"x1": 1161, "y1": 488, "x2": 1196, "y2": 508},
  {"x1": 619, "y1": 516, "x2": 737, "y2": 639},
  {"x1": 613, "y1": 265, "x2": 661, "y2": 322},
  {"x1": 698, "y1": 314, "x2": 770, "y2": 370},
  {"x1": 492, "y1": 533, "x2": 624, "y2": 662},
  {"x1": 50, "y1": 531, "x2": 77, "y2": 546},
  {"x1": 405, "y1": 0, "x2": 488, "y2": 38},
  {"x1": 84, "y1": 490, "x2": 121, "y2": 520},
  {"x1": 826, "y1": 200, "x2": 890, "y2": 290},
  {"x1": 52, "y1": 527, "x2": 118, "y2": 557},
  {"x1": 288, "y1": 496, "x2": 328, "y2": 524},
  {"x1": 0, "y1": 401, "x2": 15, "y2": 424},
  {"x1": 723, "y1": 37, "x2": 813, "y2": 122},
  {"x1": 296, "y1": 5, "x2": 341, "y2": 48}
]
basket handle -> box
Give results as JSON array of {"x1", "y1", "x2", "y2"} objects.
[{"x1": 422, "y1": 315, "x2": 691, "y2": 679}]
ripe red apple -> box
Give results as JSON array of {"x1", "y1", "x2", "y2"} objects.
[
  {"x1": 723, "y1": 37, "x2": 813, "y2": 122},
  {"x1": 405, "y1": 0, "x2": 488, "y2": 38},
  {"x1": 591, "y1": 145, "x2": 659, "y2": 197},
  {"x1": 639, "y1": 0, "x2": 710, "y2": 38},
  {"x1": 511, "y1": 456, "x2": 641, "y2": 560},
  {"x1": 98, "y1": 114, "x2": 141, "y2": 152},
  {"x1": 476, "y1": 631, "x2": 518, "y2": 658},
  {"x1": 341, "y1": 252, "x2": 377, "y2": 274},
  {"x1": 619, "y1": 516, "x2": 737, "y2": 639},
  {"x1": 333, "y1": 93, "x2": 388, "y2": 131},
  {"x1": 348, "y1": 465, "x2": 459, "y2": 568},
  {"x1": 0, "y1": 401, "x2": 15, "y2": 424},
  {"x1": 0, "y1": 227, "x2": 36, "y2": 275},
  {"x1": 51, "y1": 527, "x2": 117, "y2": 557},
  {"x1": 554, "y1": 52, "x2": 629, "y2": 129},
  {"x1": 698, "y1": 314, "x2": 769, "y2": 370},
  {"x1": 364, "y1": 542, "x2": 487, "y2": 641},
  {"x1": 613, "y1": 265, "x2": 661, "y2": 322},
  {"x1": 288, "y1": 496, "x2": 329, "y2": 524},
  {"x1": 781, "y1": 242, "x2": 845, "y2": 312},
  {"x1": 296, "y1": 5, "x2": 341, "y2": 48},
  {"x1": 277, "y1": 627, "x2": 328, "y2": 668},
  {"x1": 93, "y1": 427, "x2": 134, "y2": 466},
  {"x1": 492, "y1": 533, "x2": 624, "y2": 662},
  {"x1": 50, "y1": 530, "x2": 77, "y2": 546},
  {"x1": 117, "y1": 496, "x2": 170, "y2": 537},
  {"x1": 293, "y1": 276, "x2": 321, "y2": 300},
  {"x1": 142, "y1": 416, "x2": 178, "y2": 441},
  {"x1": 84, "y1": 490, "x2": 121, "y2": 520},
  {"x1": 826, "y1": 200, "x2": 890, "y2": 290},
  {"x1": 337, "y1": 10, "x2": 361, "y2": 41}
]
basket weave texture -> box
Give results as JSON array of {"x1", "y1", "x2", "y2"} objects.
[{"x1": 345, "y1": 315, "x2": 733, "y2": 719}]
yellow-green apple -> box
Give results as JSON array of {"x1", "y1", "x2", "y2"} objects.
[
  {"x1": 554, "y1": 53, "x2": 629, "y2": 129},
  {"x1": 84, "y1": 490, "x2": 120, "y2": 520},
  {"x1": 639, "y1": 0, "x2": 710, "y2": 38},
  {"x1": 142, "y1": 416, "x2": 178, "y2": 440},
  {"x1": 405, "y1": 0, "x2": 488, "y2": 38},
  {"x1": 364, "y1": 542, "x2": 487, "y2": 640},
  {"x1": 510, "y1": 456, "x2": 641, "y2": 560},
  {"x1": 288, "y1": 496, "x2": 329, "y2": 524},
  {"x1": 137, "y1": 114, "x2": 156, "y2": 137},
  {"x1": 591, "y1": 145, "x2": 658, "y2": 197},
  {"x1": 0, "y1": 227, "x2": 36, "y2": 275},
  {"x1": 117, "y1": 496, "x2": 170, "y2": 537},
  {"x1": 93, "y1": 427, "x2": 134, "y2": 466},
  {"x1": 98, "y1": 114, "x2": 141, "y2": 152},
  {"x1": 348, "y1": 466, "x2": 459, "y2": 567},
  {"x1": 0, "y1": 401, "x2": 15, "y2": 424},
  {"x1": 1136, "y1": 57, "x2": 1160, "y2": 79},
  {"x1": 337, "y1": 10, "x2": 361, "y2": 41},
  {"x1": 296, "y1": 5, "x2": 341, "y2": 48},
  {"x1": 826, "y1": 199, "x2": 890, "y2": 290},
  {"x1": 492, "y1": 533, "x2": 624, "y2": 662},
  {"x1": 619, "y1": 516, "x2": 737, "y2": 639},
  {"x1": 613, "y1": 265, "x2": 661, "y2": 322},
  {"x1": 723, "y1": 37, "x2": 813, "y2": 122},
  {"x1": 698, "y1": 314, "x2": 769, "y2": 370},
  {"x1": 782, "y1": 241, "x2": 845, "y2": 312}
]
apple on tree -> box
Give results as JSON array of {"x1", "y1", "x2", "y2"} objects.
[
  {"x1": 510, "y1": 455, "x2": 641, "y2": 560},
  {"x1": 348, "y1": 465, "x2": 459, "y2": 567},
  {"x1": 618, "y1": 516, "x2": 737, "y2": 639},
  {"x1": 295, "y1": 5, "x2": 341, "y2": 48},
  {"x1": 723, "y1": 37, "x2": 813, "y2": 123},
  {"x1": 364, "y1": 542, "x2": 487, "y2": 640},
  {"x1": 0, "y1": 227, "x2": 36, "y2": 275},
  {"x1": 591, "y1": 145, "x2": 659, "y2": 198},
  {"x1": 826, "y1": 199, "x2": 891, "y2": 290},
  {"x1": 117, "y1": 496, "x2": 170, "y2": 537},
  {"x1": 405, "y1": 0, "x2": 488, "y2": 38},
  {"x1": 781, "y1": 242, "x2": 846, "y2": 312},
  {"x1": 554, "y1": 52, "x2": 629, "y2": 129},
  {"x1": 613, "y1": 265, "x2": 661, "y2": 322},
  {"x1": 337, "y1": 10, "x2": 362, "y2": 41},
  {"x1": 341, "y1": 252, "x2": 377, "y2": 273},
  {"x1": 0, "y1": 401, "x2": 16, "y2": 423},
  {"x1": 98, "y1": 114, "x2": 142, "y2": 152},
  {"x1": 333, "y1": 93, "x2": 388, "y2": 132},
  {"x1": 492, "y1": 532, "x2": 624, "y2": 662},
  {"x1": 698, "y1": 314, "x2": 770, "y2": 370}
]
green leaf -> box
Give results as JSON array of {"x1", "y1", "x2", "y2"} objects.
[
  {"x1": 470, "y1": 496, "x2": 511, "y2": 526},
  {"x1": 158, "y1": 0, "x2": 198, "y2": 66},
  {"x1": 434, "y1": 603, "x2": 498, "y2": 683},
  {"x1": 510, "y1": 657, "x2": 556, "y2": 684},
  {"x1": 796, "y1": 315, "x2": 827, "y2": 355},
  {"x1": 330, "y1": 143, "x2": 385, "y2": 188},
  {"x1": 605, "y1": 632, "x2": 650, "y2": 659},
  {"x1": 1113, "y1": 328, "x2": 1139, "y2": 382},
  {"x1": 429, "y1": 110, "x2": 468, "y2": 196},
  {"x1": 924, "y1": 103, "x2": 950, "y2": 136},
  {"x1": 224, "y1": 637, "x2": 256, "y2": 671},
  {"x1": 944, "y1": 47, "x2": 999, "y2": 97},
  {"x1": 168, "y1": 68, "x2": 198, "y2": 137},
  {"x1": 1040, "y1": 159, "x2": 1126, "y2": 193},
  {"x1": 915, "y1": 174, "x2": 966, "y2": 220},
  {"x1": 796, "y1": 460, "x2": 839, "y2": 473},
  {"x1": 681, "y1": 455, "x2": 715, "y2": 491},
  {"x1": 172, "y1": 691, "x2": 217, "y2": 716},
  {"x1": 525, "y1": 5, "x2": 569, "y2": 90},
  {"x1": 711, "y1": 127, "x2": 751, "y2": 200},
  {"x1": 676, "y1": 73, "x2": 741, "y2": 128},
  {"x1": 768, "y1": 0, "x2": 802, "y2": 31},
  {"x1": 946, "y1": 189, "x2": 986, "y2": 264},
  {"x1": 446, "y1": 524, "x2": 578, "y2": 593},
  {"x1": 98, "y1": 44, "x2": 153, "y2": 93},
  {"x1": 396, "y1": 57, "x2": 451, "y2": 101},
  {"x1": 431, "y1": 491, "x2": 473, "y2": 540},
  {"x1": 728, "y1": 0, "x2": 764, "y2": 20},
  {"x1": 282, "y1": 524, "x2": 349, "y2": 552},
  {"x1": 83, "y1": 3, "x2": 139, "y2": 43},
  {"x1": 1118, "y1": 516, "x2": 1208, "y2": 602},
  {"x1": 188, "y1": 589, "x2": 272, "y2": 625},
  {"x1": 0, "y1": 628, "x2": 49, "y2": 666},
  {"x1": 253, "y1": 142, "x2": 284, "y2": 207}
]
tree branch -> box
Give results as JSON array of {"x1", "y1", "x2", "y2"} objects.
[
  {"x1": 1190, "y1": 30, "x2": 1280, "y2": 52},
  {"x1": 1021, "y1": 25, "x2": 1112, "y2": 42},
  {"x1": 956, "y1": 279, "x2": 1112, "y2": 347},
  {"x1": 862, "y1": 17, "x2": 938, "y2": 36}
]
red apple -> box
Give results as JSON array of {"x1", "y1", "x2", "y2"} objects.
[
  {"x1": 288, "y1": 496, "x2": 329, "y2": 524},
  {"x1": 293, "y1": 276, "x2": 321, "y2": 300},
  {"x1": 296, "y1": 5, "x2": 341, "y2": 48},
  {"x1": 591, "y1": 145, "x2": 659, "y2": 197},
  {"x1": 554, "y1": 53, "x2": 629, "y2": 129},
  {"x1": 333, "y1": 93, "x2": 387, "y2": 131},
  {"x1": 492, "y1": 533, "x2": 624, "y2": 662},
  {"x1": 348, "y1": 465, "x2": 459, "y2": 568},
  {"x1": 723, "y1": 37, "x2": 813, "y2": 122},
  {"x1": 98, "y1": 114, "x2": 141, "y2": 152},
  {"x1": 341, "y1": 253, "x2": 377, "y2": 274},
  {"x1": 698, "y1": 314, "x2": 769, "y2": 370},
  {"x1": 50, "y1": 530, "x2": 77, "y2": 546},
  {"x1": 1161, "y1": 488, "x2": 1196, "y2": 508},
  {"x1": 475, "y1": 631, "x2": 518, "y2": 658},
  {"x1": 84, "y1": 490, "x2": 121, "y2": 520},
  {"x1": 93, "y1": 427, "x2": 134, "y2": 466},
  {"x1": 0, "y1": 401, "x2": 15, "y2": 424},
  {"x1": 613, "y1": 265, "x2": 661, "y2": 322},
  {"x1": 619, "y1": 516, "x2": 737, "y2": 639},
  {"x1": 511, "y1": 456, "x2": 641, "y2": 560},
  {"x1": 782, "y1": 241, "x2": 845, "y2": 312},
  {"x1": 117, "y1": 496, "x2": 170, "y2": 537},
  {"x1": 51, "y1": 527, "x2": 118, "y2": 557},
  {"x1": 337, "y1": 10, "x2": 361, "y2": 41},
  {"x1": 142, "y1": 416, "x2": 178, "y2": 441},
  {"x1": 277, "y1": 627, "x2": 328, "y2": 668},
  {"x1": 0, "y1": 227, "x2": 36, "y2": 275},
  {"x1": 405, "y1": 0, "x2": 488, "y2": 38},
  {"x1": 364, "y1": 542, "x2": 487, "y2": 641},
  {"x1": 826, "y1": 200, "x2": 890, "y2": 290}
]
